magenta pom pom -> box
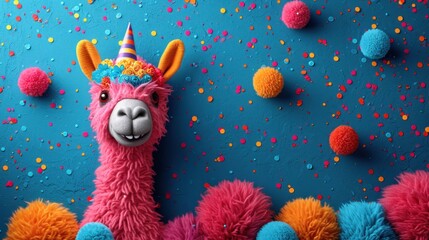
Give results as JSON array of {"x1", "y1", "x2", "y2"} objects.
[
  {"x1": 163, "y1": 213, "x2": 203, "y2": 240},
  {"x1": 379, "y1": 171, "x2": 429, "y2": 239},
  {"x1": 196, "y1": 180, "x2": 273, "y2": 240},
  {"x1": 18, "y1": 67, "x2": 50, "y2": 97},
  {"x1": 281, "y1": 0, "x2": 311, "y2": 29}
]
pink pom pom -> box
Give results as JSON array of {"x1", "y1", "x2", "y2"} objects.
[
  {"x1": 18, "y1": 67, "x2": 50, "y2": 97},
  {"x1": 163, "y1": 213, "x2": 203, "y2": 240},
  {"x1": 281, "y1": 0, "x2": 311, "y2": 29},
  {"x1": 196, "y1": 180, "x2": 273, "y2": 239},
  {"x1": 379, "y1": 171, "x2": 429, "y2": 239}
]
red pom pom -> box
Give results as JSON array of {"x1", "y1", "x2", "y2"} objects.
[
  {"x1": 196, "y1": 180, "x2": 273, "y2": 239},
  {"x1": 281, "y1": 0, "x2": 311, "y2": 29},
  {"x1": 329, "y1": 125, "x2": 359, "y2": 155},
  {"x1": 18, "y1": 67, "x2": 50, "y2": 97},
  {"x1": 379, "y1": 171, "x2": 429, "y2": 239}
]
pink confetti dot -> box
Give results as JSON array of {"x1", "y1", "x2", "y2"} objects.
[
  {"x1": 275, "y1": 183, "x2": 282, "y2": 189},
  {"x1": 202, "y1": 45, "x2": 208, "y2": 51},
  {"x1": 239, "y1": 1, "x2": 245, "y2": 7},
  {"x1": 240, "y1": 138, "x2": 246, "y2": 144},
  {"x1": 346, "y1": 79, "x2": 353, "y2": 85},
  {"x1": 59, "y1": 89, "x2": 65, "y2": 95},
  {"x1": 201, "y1": 68, "x2": 208, "y2": 74},
  {"x1": 75, "y1": 26, "x2": 81, "y2": 32},
  {"x1": 374, "y1": 186, "x2": 380, "y2": 192},
  {"x1": 351, "y1": 70, "x2": 357, "y2": 76},
  {"x1": 5, "y1": 180, "x2": 13, "y2": 187},
  {"x1": 270, "y1": 137, "x2": 277, "y2": 143},
  {"x1": 82, "y1": 132, "x2": 89, "y2": 137},
  {"x1": 272, "y1": 61, "x2": 278, "y2": 67},
  {"x1": 246, "y1": 42, "x2": 253, "y2": 48},
  {"x1": 167, "y1": 7, "x2": 173, "y2": 13},
  {"x1": 251, "y1": 38, "x2": 258, "y2": 43},
  {"x1": 50, "y1": 103, "x2": 56, "y2": 108},
  {"x1": 248, "y1": 3, "x2": 256, "y2": 10},
  {"x1": 235, "y1": 85, "x2": 242, "y2": 94},
  {"x1": 180, "y1": 142, "x2": 187, "y2": 148},
  {"x1": 400, "y1": 95, "x2": 406, "y2": 101},
  {"x1": 102, "y1": 16, "x2": 107, "y2": 21},
  {"x1": 207, "y1": 28, "x2": 213, "y2": 34},
  {"x1": 291, "y1": 135, "x2": 298, "y2": 141},
  {"x1": 323, "y1": 160, "x2": 330, "y2": 168},
  {"x1": 222, "y1": 30, "x2": 228, "y2": 36},
  {"x1": 184, "y1": 30, "x2": 191, "y2": 36},
  {"x1": 177, "y1": 20, "x2": 183, "y2": 27},
  {"x1": 195, "y1": 135, "x2": 201, "y2": 141}
]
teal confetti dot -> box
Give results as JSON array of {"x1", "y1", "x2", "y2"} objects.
[
  {"x1": 229, "y1": 170, "x2": 234, "y2": 174},
  {"x1": 21, "y1": 126, "x2": 27, "y2": 131},
  {"x1": 274, "y1": 155, "x2": 280, "y2": 161},
  {"x1": 24, "y1": 44, "x2": 31, "y2": 50},
  {"x1": 361, "y1": 58, "x2": 367, "y2": 63},
  {"x1": 62, "y1": 131, "x2": 68, "y2": 137},
  {"x1": 351, "y1": 49, "x2": 358, "y2": 54},
  {"x1": 28, "y1": 171, "x2": 34, "y2": 177},
  {"x1": 308, "y1": 61, "x2": 315, "y2": 67},
  {"x1": 66, "y1": 169, "x2": 73, "y2": 175},
  {"x1": 72, "y1": 5, "x2": 80, "y2": 12},
  {"x1": 1, "y1": 147, "x2": 5, "y2": 152},
  {"x1": 306, "y1": 163, "x2": 313, "y2": 170},
  {"x1": 105, "y1": 29, "x2": 111, "y2": 35},
  {"x1": 23, "y1": 181, "x2": 28, "y2": 187},
  {"x1": 19, "y1": 100, "x2": 26, "y2": 106},
  {"x1": 385, "y1": 132, "x2": 391, "y2": 138},
  {"x1": 116, "y1": 13, "x2": 122, "y2": 19},
  {"x1": 328, "y1": 16, "x2": 335, "y2": 22},
  {"x1": 352, "y1": 38, "x2": 358, "y2": 44},
  {"x1": 185, "y1": 76, "x2": 192, "y2": 82}
]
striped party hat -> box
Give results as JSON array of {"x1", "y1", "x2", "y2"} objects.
[{"x1": 116, "y1": 23, "x2": 137, "y2": 63}]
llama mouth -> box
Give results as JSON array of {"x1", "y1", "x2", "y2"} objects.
[{"x1": 121, "y1": 131, "x2": 150, "y2": 141}]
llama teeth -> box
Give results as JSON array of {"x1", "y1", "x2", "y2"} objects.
[
  {"x1": 125, "y1": 135, "x2": 133, "y2": 140},
  {"x1": 134, "y1": 135, "x2": 141, "y2": 139}
]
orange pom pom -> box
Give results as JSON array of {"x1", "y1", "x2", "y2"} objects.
[
  {"x1": 329, "y1": 125, "x2": 359, "y2": 155},
  {"x1": 253, "y1": 67, "x2": 284, "y2": 98},
  {"x1": 276, "y1": 197, "x2": 340, "y2": 240},
  {"x1": 6, "y1": 199, "x2": 79, "y2": 240}
]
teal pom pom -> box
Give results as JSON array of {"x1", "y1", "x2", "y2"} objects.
[
  {"x1": 338, "y1": 202, "x2": 397, "y2": 240},
  {"x1": 76, "y1": 222, "x2": 114, "y2": 240},
  {"x1": 360, "y1": 29, "x2": 390, "y2": 59},
  {"x1": 256, "y1": 221, "x2": 298, "y2": 240}
]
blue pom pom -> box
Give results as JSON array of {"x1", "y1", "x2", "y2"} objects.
[
  {"x1": 360, "y1": 29, "x2": 390, "y2": 59},
  {"x1": 338, "y1": 202, "x2": 397, "y2": 240},
  {"x1": 256, "y1": 221, "x2": 298, "y2": 240},
  {"x1": 76, "y1": 222, "x2": 114, "y2": 240}
]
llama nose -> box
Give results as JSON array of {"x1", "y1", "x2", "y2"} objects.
[{"x1": 117, "y1": 107, "x2": 147, "y2": 120}]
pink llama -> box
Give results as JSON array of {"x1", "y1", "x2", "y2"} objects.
[{"x1": 75, "y1": 23, "x2": 184, "y2": 240}]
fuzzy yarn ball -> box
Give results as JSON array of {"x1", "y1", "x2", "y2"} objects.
[
  {"x1": 17, "y1": 67, "x2": 50, "y2": 96},
  {"x1": 6, "y1": 199, "x2": 79, "y2": 240},
  {"x1": 360, "y1": 29, "x2": 390, "y2": 59},
  {"x1": 276, "y1": 197, "x2": 340, "y2": 240},
  {"x1": 256, "y1": 221, "x2": 298, "y2": 240},
  {"x1": 163, "y1": 213, "x2": 203, "y2": 240},
  {"x1": 196, "y1": 180, "x2": 273, "y2": 240},
  {"x1": 338, "y1": 201, "x2": 397, "y2": 240},
  {"x1": 329, "y1": 125, "x2": 359, "y2": 155},
  {"x1": 281, "y1": 0, "x2": 311, "y2": 29},
  {"x1": 253, "y1": 66, "x2": 284, "y2": 98},
  {"x1": 379, "y1": 170, "x2": 429, "y2": 240},
  {"x1": 76, "y1": 222, "x2": 114, "y2": 240}
]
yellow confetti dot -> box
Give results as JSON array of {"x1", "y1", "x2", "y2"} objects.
[
  {"x1": 279, "y1": 40, "x2": 285, "y2": 45},
  {"x1": 334, "y1": 156, "x2": 340, "y2": 162},
  {"x1": 41, "y1": 164, "x2": 47, "y2": 170},
  {"x1": 49, "y1": 146, "x2": 54, "y2": 150},
  {"x1": 91, "y1": 39, "x2": 98, "y2": 44},
  {"x1": 288, "y1": 187, "x2": 295, "y2": 193},
  {"x1": 200, "y1": 40, "x2": 205, "y2": 45},
  {"x1": 198, "y1": 88, "x2": 204, "y2": 94},
  {"x1": 58, "y1": 105, "x2": 62, "y2": 109},
  {"x1": 151, "y1": 31, "x2": 157, "y2": 37},
  {"x1": 13, "y1": 0, "x2": 19, "y2": 5},
  {"x1": 81, "y1": 152, "x2": 86, "y2": 157},
  {"x1": 74, "y1": 13, "x2": 80, "y2": 19},
  {"x1": 354, "y1": 7, "x2": 361, "y2": 13},
  {"x1": 248, "y1": 100, "x2": 253, "y2": 104},
  {"x1": 255, "y1": 141, "x2": 262, "y2": 147},
  {"x1": 397, "y1": 16, "x2": 404, "y2": 21},
  {"x1": 3, "y1": 165, "x2": 8, "y2": 171},
  {"x1": 371, "y1": 24, "x2": 377, "y2": 29},
  {"x1": 378, "y1": 176, "x2": 384, "y2": 182},
  {"x1": 48, "y1": 37, "x2": 54, "y2": 43},
  {"x1": 83, "y1": 18, "x2": 88, "y2": 22},
  {"x1": 118, "y1": 40, "x2": 123, "y2": 46},
  {"x1": 26, "y1": 138, "x2": 30, "y2": 142},
  {"x1": 394, "y1": 28, "x2": 401, "y2": 34},
  {"x1": 284, "y1": 58, "x2": 290, "y2": 64},
  {"x1": 333, "y1": 56, "x2": 339, "y2": 62},
  {"x1": 228, "y1": 143, "x2": 233, "y2": 147},
  {"x1": 75, "y1": 89, "x2": 79, "y2": 93},
  {"x1": 220, "y1": 8, "x2": 226, "y2": 14},
  {"x1": 191, "y1": 116, "x2": 198, "y2": 122},
  {"x1": 6, "y1": 25, "x2": 12, "y2": 30},
  {"x1": 402, "y1": 115, "x2": 408, "y2": 121},
  {"x1": 70, "y1": 198, "x2": 75, "y2": 203},
  {"x1": 36, "y1": 157, "x2": 42, "y2": 163},
  {"x1": 309, "y1": 52, "x2": 315, "y2": 58},
  {"x1": 322, "y1": 102, "x2": 327, "y2": 107}
]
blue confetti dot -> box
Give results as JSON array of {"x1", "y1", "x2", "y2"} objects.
[
  {"x1": 306, "y1": 163, "x2": 313, "y2": 170},
  {"x1": 66, "y1": 169, "x2": 73, "y2": 175},
  {"x1": 72, "y1": 6, "x2": 80, "y2": 12},
  {"x1": 185, "y1": 76, "x2": 192, "y2": 82},
  {"x1": 28, "y1": 171, "x2": 34, "y2": 177}
]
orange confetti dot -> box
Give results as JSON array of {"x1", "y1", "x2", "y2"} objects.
[
  {"x1": 358, "y1": 98, "x2": 365, "y2": 105},
  {"x1": 336, "y1": 93, "x2": 343, "y2": 99},
  {"x1": 207, "y1": 96, "x2": 214, "y2": 102},
  {"x1": 417, "y1": 62, "x2": 423, "y2": 68},
  {"x1": 419, "y1": 36, "x2": 426, "y2": 42}
]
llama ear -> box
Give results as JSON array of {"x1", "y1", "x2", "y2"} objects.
[
  {"x1": 76, "y1": 40, "x2": 102, "y2": 81},
  {"x1": 158, "y1": 39, "x2": 185, "y2": 83}
]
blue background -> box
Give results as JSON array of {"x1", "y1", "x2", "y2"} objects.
[{"x1": 0, "y1": 0, "x2": 428, "y2": 237}]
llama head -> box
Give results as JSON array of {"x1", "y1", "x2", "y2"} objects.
[{"x1": 76, "y1": 23, "x2": 184, "y2": 148}]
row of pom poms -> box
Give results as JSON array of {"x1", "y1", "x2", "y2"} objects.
[{"x1": 5, "y1": 170, "x2": 428, "y2": 239}]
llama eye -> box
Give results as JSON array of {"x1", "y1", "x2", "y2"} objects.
[
  {"x1": 99, "y1": 90, "x2": 109, "y2": 103},
  {"x1": 151, "y1": 92, "x2": 159, "y2": 107}
]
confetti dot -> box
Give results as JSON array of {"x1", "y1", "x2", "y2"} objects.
[
  {"x1": 151, "y1": 30, "x2": 157, "y2": 36},
  {"x1": 255, "y1": 141, "x2": 262, "y2": 147},
  {"x1": 36, "y1": 157, "x2": 42, "y2": 163},
  {"x1": 66, "y1": 169, "x2": 73, "y2": 175},
  {"x1": 48, "y1": 37, "x2": 54, "y2": 43},
  {"x1": 6, "y1": 24, "x2": 12, "y2": 30},
  {"x1": 288, "y1": 187, "x2": 295, "y2": 193},
  {"x1": 28, "y1": 171, "x2": 34, "y2": 177},
  {"x1": 2, "y1": 165, "x2": 8, "y2": 171},
  {"x1": 220, "y1": 8, "x2": 226, "y2": 14}
]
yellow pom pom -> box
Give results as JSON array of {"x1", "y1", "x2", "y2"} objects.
[
  {"x1": 6, "y1": 199, "x2": 79, "y2": 240},
  {"x1": 276, "y1": 197, "x2": 340, "y2": 240},
  {"x1": 253, "y1": 66, "x2": 284, "y2": 98}
]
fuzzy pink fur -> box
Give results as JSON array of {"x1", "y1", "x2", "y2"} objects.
[
  {"x1": 163, "y1": 213, "x2": 203, "y2": 240},
  {"x1": 379, "y1": 170, "x2": 429, "y2": 240},
  {"x1": 281, "y1": 0, "x2": 311, "y2": 29},
  {"x1": 81, "y1": 75, "x2": 172, "y2": 240},
  {"x1": 18, "y1": 67, "x2": 50, "y2": 96},
  {"x1": 196, "y1": 180, "x2": 273, "y2": 240}
]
